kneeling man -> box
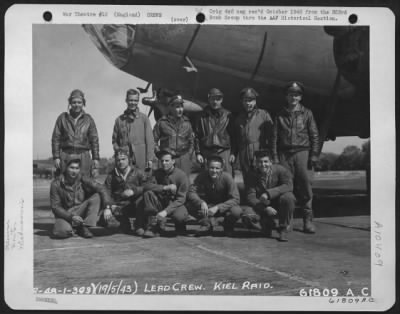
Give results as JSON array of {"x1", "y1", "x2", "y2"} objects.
[
  {"x1": 243, "y1": 150, "x2": 295, "y2": 241},
  {"x1": 142, "y1": 149, "x2": 189, "y2": 237},
  {"x1": 187, "y1": 155, "x2": 242, "y2": 236},
  {"x1": 103, "y1": 148, "x2": 148, "y2": 235},
  {"x1": 50, "y1": 155, "x2": 112, "y2": 238}
]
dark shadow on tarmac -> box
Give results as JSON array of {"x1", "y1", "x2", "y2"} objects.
[{"x1": 34, "y1": 221, "x2": 123, "y2": 238}]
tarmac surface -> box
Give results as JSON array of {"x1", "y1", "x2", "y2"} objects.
[{"x1": 33, "y1": 172, "x2": 371, "y2": 296}]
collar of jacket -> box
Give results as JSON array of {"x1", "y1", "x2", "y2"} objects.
[
  {"x1": 163, "y1": 114, "x2": 189, "y2": 123},
  {"x1": 115, "y1": 165, "x2": 132, "y2": 178},
  {"x1": 161, "y1": 166, "x2": 176, "y2": 176},
  {"x1": 256, "y1": 167, "x2": 273, "y2": 177},
  {"x1": 67, "y1": 110, "x2": 86, "y2": 120},
  {"x1": 205, "y1": 106, "x2": 227, "y2": 118},
  {"x1": 244, "y1": 107, "x2": 259, "y2": 119},
  {"x1": 207, "y1": 171, "x2": 223, "y2": 184},
  {"x1": 123, "y1": 108, "x2": 139, "y2": 120},
  {"x1": 256, "y1": 167, "x2": 273, "y2": 186},
  {"x1": 60, "y1": 173, "x2": 82, "y2": 189},
  {"x1": 281, "y1": 103, "x2": 305, "y2": 115}
]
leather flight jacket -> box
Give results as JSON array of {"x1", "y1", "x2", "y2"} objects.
[
  {"x1": 52, "y1": 111, "x2": 100, "y2": 160},
  {"x1": 153, "y1": 115, "x2": 194, "y2": 157},
  {"x1": 194, "y1": 106, "x2": 234, "y2": 154},
  {"x1": 50, "y1": 174, "x2": 111, "y2": 221},
  {"x1": 272, "y1": 104, "x2": 319, "y2": 159}
]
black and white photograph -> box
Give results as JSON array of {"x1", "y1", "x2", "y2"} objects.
[{"x1": 4, "y1": 5, "x2": 396, "y2": 311}]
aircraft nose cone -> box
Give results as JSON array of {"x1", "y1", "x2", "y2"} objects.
[{"x1": 83, "y1": 24, "x2": 136, "y2": 69}]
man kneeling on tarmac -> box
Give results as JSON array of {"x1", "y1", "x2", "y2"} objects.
[
  {"x1": 242, "y1": 150, "x2": 295, "y2": 242},
  {"x1": 142, "y1": 149, "x2": 189, "y2": 237},
  {"x1": 102, "y1": 148, "x2": 148, "y2": 235},
  {"x1": 187, "y1": 155, "x2": 242, "y2": 237},
  {"x1": 50, "y1": 155, "x2": 112, "y2": 239}
]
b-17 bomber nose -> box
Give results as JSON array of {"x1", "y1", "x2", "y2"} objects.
[{"x1": 82, "y1": 24, "x2": 136, "y2": 69}]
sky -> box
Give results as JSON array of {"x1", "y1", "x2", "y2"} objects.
[{"x1": 33, "y1": 24, "x2": 367, "y2": 159}]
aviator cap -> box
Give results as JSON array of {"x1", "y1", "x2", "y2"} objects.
[{"x1": 68, "y1": 89, "x2": 85, "y2": 104}]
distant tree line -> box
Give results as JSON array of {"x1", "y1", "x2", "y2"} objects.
[
  {"x1": 34, "y1": 140, "x2": 371, "y2": 177},
  {"x1": 314, "y1": 140, "x2": 370, "y2": 171}
]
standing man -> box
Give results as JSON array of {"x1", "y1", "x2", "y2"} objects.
[
  {"x1": 193, "y1": 88, "x2": 235, "y2": 174},
  {"x1": 103, "y1": 148, "x2": 148, "y2": 236},
  {"x1": 232, "y1": 87, "x2": 273, "y2": 182},
  {"x1": 52, "y1": 89, "x2": 100, "y2": 176},
  {"x1": 142, "y1": 149, "x2": 189, "y2": 238},
  {"x1": 272, "y1": 81, "x2": 319, "y2": 234},
  {"x1": 187, "y1": 155, "x2": 242, "y2": 237},
  {"x1": 153, "y1": 94, "x2": 194, "y2": 176},
  {"x1": 242, "y1": 150, "x2": 295, "y2": 242},
  {"x1": 50, "y1": 155, "x2": 112, "y2": 239},
  {"x1": 112, "y1": 89, "x2": 155, "y2": 171}
]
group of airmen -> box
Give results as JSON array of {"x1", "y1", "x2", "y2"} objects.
[{"x1": 50, "y1": 82, "x2": 319, "y2": 242}]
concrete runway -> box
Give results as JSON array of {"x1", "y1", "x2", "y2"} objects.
[{"x1": 33, "y1": 176, "x2": 370, "y2": 296}]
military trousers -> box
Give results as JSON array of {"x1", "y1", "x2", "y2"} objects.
[
  {"x1": 188, "y1": 202, "x2": 242, "y2": 227},
  {"x1": 98, "y1": 196, "x2": 145, "y2": 231},
  {"x1": 279, "y1": 150, "x2": 314, "y2": 215},
  {"x1": 142, "y1": 190, "x2": 188, "y2": 223},
  {"x1": 243, "y1": 192, "x2": 295, "y2": 229},
  {"x1": 174, "y1": 151, "x2": 193, "y2": 177},
  {"x1": 52, "y1": 193, "x2": 101, "y2": 238}
]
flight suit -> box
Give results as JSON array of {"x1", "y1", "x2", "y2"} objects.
[{"x1": 232, "y1": 108, "x2": 273, "y2": 181}]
